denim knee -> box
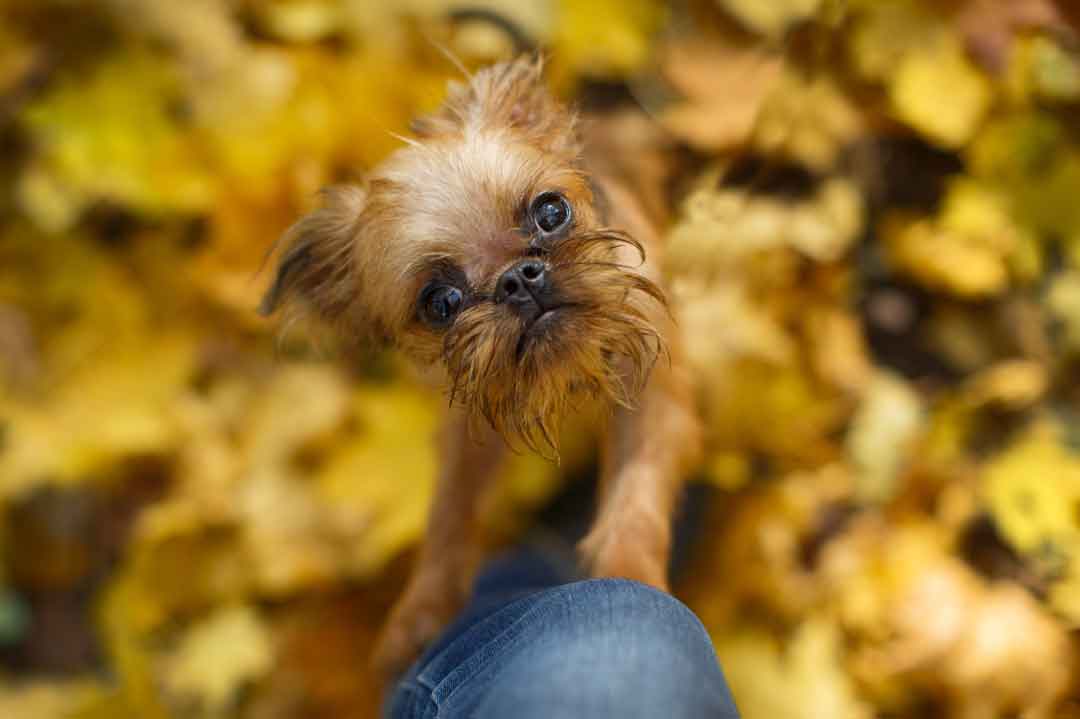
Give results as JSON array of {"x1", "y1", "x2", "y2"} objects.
[
  {"x1": 551, "y1": 578, "x2": 720, "y2": 670},
  {"x1": 467, "y1": 578, "x2": 739, "y2": 718}
]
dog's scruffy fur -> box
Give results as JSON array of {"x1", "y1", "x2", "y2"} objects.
[{"x1": 262, "y1": 56, "x2": 701, "y2": 680}]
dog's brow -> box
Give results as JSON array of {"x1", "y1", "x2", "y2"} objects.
[
  {"x1": 403, "y1": 255, "x2": 474, "y2": 298},
  {"x1": 403, "y1": 253, "x2": 456, "y2": 280}
]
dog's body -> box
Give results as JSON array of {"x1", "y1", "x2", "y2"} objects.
[{"x1": 261, "y1": 56, "x2": 701, "y2": 679}]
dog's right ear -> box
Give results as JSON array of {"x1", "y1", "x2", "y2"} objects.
[{"x1": 259, "y1": 185, "x2": 366, "y2": 325}]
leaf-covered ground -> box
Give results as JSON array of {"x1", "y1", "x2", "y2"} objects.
[{"x1": 2, "y1": 1, "x2": 1080, "y2": 717}]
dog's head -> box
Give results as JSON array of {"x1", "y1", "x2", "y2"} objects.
[{"x1": 261, "y1": 57, "x2": 664, "y2": 451}]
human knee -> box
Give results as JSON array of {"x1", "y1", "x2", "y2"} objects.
[
  {"x1": 570, "y1": 578, "x2": 707, "y2": 630},
  {"x1": 550, "y1": 579, "x2": 719, "y2": 668},
  {"x1": 471, "y1": 579, "x2": 736, "y2": 718}
]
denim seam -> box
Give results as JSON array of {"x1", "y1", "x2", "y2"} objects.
[
  {"x1": 413, "y1": 673, "x2": 437, "y2": 693},
  {"x1": 431, "y1": 588, "x2": 570, "y2": 709},
  {"x1": 415, "y1": 591, "x2": 540, "y2": 689},
  {"x1": 393, "y1": 678, "x2": 437, "y2": 719}
]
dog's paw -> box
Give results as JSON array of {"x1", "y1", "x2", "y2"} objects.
[{"x1": 372, "y1": 584, "x2": 461, "y2": 684}]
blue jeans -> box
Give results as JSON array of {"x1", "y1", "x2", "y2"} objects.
[{"x1": 385, "y1": 547, "x2": 741, "y2": 718}]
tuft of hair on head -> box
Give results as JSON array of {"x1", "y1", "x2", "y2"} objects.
[
  {"x1": 410, "y1": 54, "x2": 581, "y2": 159},
  {"x1": 258, "y1": 185, "x2": 370, "y2": 337}
]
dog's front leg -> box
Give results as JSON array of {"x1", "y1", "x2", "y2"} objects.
[
  {"x1": 373, "y1": 406, "x2": 505, "y2": 681},
  {"x1": 579, "y1": 352, "x2": 702, "y2": 591}
]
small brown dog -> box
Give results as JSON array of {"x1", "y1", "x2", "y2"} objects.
[{"x1": 260, "y1": 56, "x2": 701, "y2": 679}]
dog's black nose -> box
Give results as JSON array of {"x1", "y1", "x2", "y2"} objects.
[{"x1": 494, "y1": 259, "x2": 549, "y2": 308}]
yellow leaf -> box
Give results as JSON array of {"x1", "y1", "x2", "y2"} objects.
[
  {"x1": 964, "y1": 359, "x2": 1048, "y2": 409},
  {"x1": 0, "y1": 334, "x2": 196, "y2": 500},
  {"x1": 752, "y1": 74, "x2": 864, "y2": 171},
  {"x1": 848, "y1": 0, "x2": 944, "y2": 82},
  {"x1": 18, "y1": 50, "x2": 215, "y2": 227},
  {"x1": 716, "y1": 619, "x2": 872, "y2": 719},
  {"x1": 0, "y1": 680, "x2": 116, "y2": 719},
  {"x1": 551, "y1": 0, "x2": 664, "y2": 83},
  {"x1": 883, "y1": 180, "x2": 1031, "y2": 298},
  {"x1": 251, "y1": 0, "x2": 344, "y2": 43},
  {"x1": 704, "y1": 450, "x2": 752, "y2": 491},
  {"x1": 1028, "y1": 35, "x2": 1080, "y2": 102},
  {"x1": 890, "y1": 36, "x2": 992, "y2": 148},
  {"x1": 658, "y1": 40, "x2": 783, "y2": 153},
  {"x1": 1048, "y1": 271, "x2": 1080, "y2": 353},
  {"x1": 983, "y1": 422, "x2": 1080, "y2": 555},
  {"x1": 968, "y1": 112, "x2": 1080, "y2": 243},
  {"x1": 163, "y1": 605, "x2": 273, "y2": 714},
  {"x1": 804, "y1": 305, "x2": 873, "y2": 394},
  {"x1": 316, "y1": 382, "x2": 439, "y2": 577},
  {"x1": 665, "y1": 174, "x2": 863, "y2": 276},
  {"x1": 718, "y1": 0, "x2": 822, "y2": 38},
  {"x1": 884, "y1": 216, "x2": 1008, "y2": 297},
  {"x1": 845, "y1": 372, "x2": 923, "y2": 503}
]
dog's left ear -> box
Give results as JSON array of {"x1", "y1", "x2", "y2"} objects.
[{"x1": 259, "y1": 185, "x2": 366, "y2": 326}]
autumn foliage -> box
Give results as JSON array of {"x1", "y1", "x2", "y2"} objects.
[{"x1": 2, "y1": 1, "x2": 1080, "y2": 717}]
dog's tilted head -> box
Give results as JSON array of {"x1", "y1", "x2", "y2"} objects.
[{"x1": 261, "y1": 57, "x2": 665, "y2": 452}]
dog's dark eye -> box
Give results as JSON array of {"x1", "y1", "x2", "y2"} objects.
[
  {"x1": 421, "y1": 285, "x2": 464, "y2": 327},
  {"x1": 531, "y1": 192, "x2": 571, "y2": 234}
]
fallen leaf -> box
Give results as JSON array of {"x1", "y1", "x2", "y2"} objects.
[
  {"x1": 889, "y1": 35, "x2": 992, "y2": 148},
  {"x1": 716, "y1": 619, "x2": 872, "y2": 719},
  {"x1": 845, "y1": 372, "x2": 923, "y2": 503},
  {"x1": 163, "y1": 605, "x2": 273, "y2": 715}
]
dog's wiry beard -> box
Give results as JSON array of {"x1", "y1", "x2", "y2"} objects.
[{"x1": 442, "y1": 231, "x2": 666, "y2": 456}]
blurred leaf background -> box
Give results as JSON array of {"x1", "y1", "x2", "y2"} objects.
[{"x1": 2, "y1": 0, "x2": 1080, "y2": 717}]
